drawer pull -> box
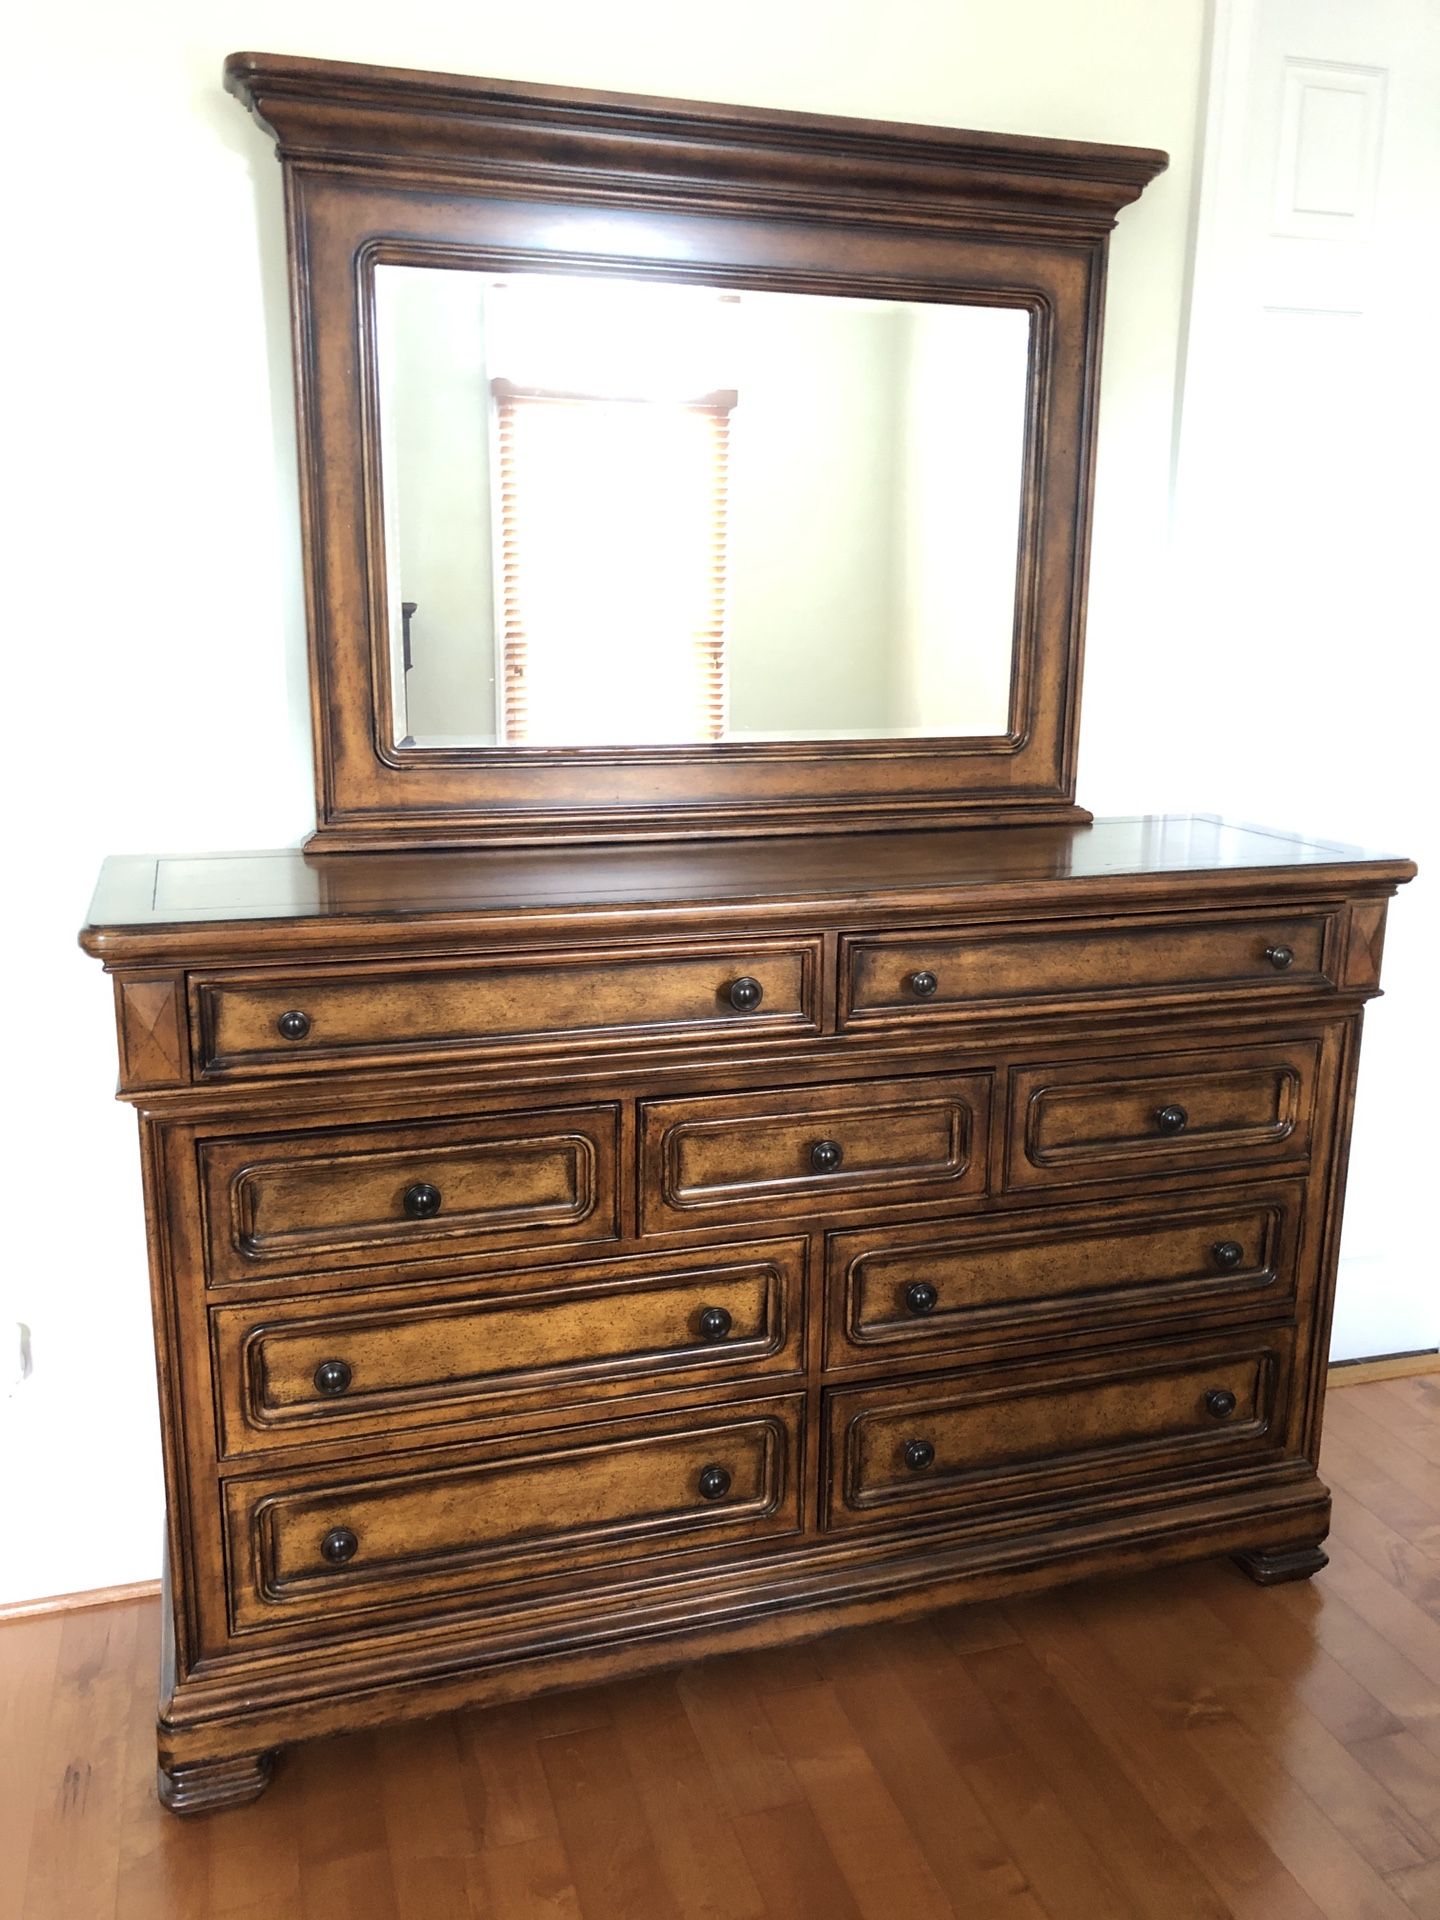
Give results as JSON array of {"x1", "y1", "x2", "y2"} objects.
[
  {"x1": 1264, "y1": 945, "x2": 1295, "y2": 971},
  {"x1": 810, "y1": 1139, "x2": 844, "y2": 1174},
  {"x1": 727, "y1": 976, "x2": 764, "y2": 1012},
  {"x1": 320, "y1": 1526, "x2": 358, "y2": 1565},
  {"x1": 908, "y1": 970, "x2": 940, "y2": 998},
  {"x1": 697, "y1": 1463, "x2": 732, "y2": 1501},
  {"x1": 1205, "y1": 1388, "x2": 1238, "y2": 1420},
  {"x1": 313, "y1": 1359, "x2": 353, "y2": 1396},
  {"x1": 697, "y1": 1306, "x2": 733, "y2": 1342},
  {"x1": 903, "y1": 1438, "x2": 936, "y2": 1472},
  {"x1": 1154, "y1": 1104, "x2": 1189, "y2": 1136},
  {"x1": 1212, "y1": 1241, "x2": 1244, "y2": 1271},
  {"x1": 276, "y1": 1009, "x2": 311, "y2": 1041},
  {"x1": 402, "y1": 1182, "x2": 443, "y2": 1220},
  {"x1": 904, "y1": 1281, "x2": 939, "y2": 1315}
]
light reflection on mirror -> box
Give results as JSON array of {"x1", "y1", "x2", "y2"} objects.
[{"x1": 375, "y1": 265, "x2": 1031, "y2": 750}]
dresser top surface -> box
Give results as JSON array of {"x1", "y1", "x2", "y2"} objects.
[{"x1": 81, "y1": 816, "x2": 1413, "y2": 960}]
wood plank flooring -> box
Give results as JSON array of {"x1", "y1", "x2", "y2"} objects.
[{"x1": 4, "y1": 1374, "x2": 1440, "y2": 1920}]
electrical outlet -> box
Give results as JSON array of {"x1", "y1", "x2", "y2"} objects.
[{"x1": 7, "y1": 1322, "x2": 32, "y2": 1394}]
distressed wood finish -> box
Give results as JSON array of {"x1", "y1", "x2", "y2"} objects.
[
  {"x1": 199, "y1": 1105, "x2": 621, "y2": 1285},
  {"x1": 193, "y1": 939, "x2": 821, "y2": 1077},
  {"x1": 840, "y1": 908, "x2": 1336, "y2": 1024},
  {"x1": 1006, "y1": 1038, "x2": 1320, "y2": 1189},
  {"x1": 640, "y1": 1075, "x2": 990, "y2": 1231},
  {"x1": 221, "y1": 53, "x2": 1168, "y2": 850},
  {"x1": 211, "y1": 1238, "x2": 807, "y2": 1455},
  {"x1": 78, "y1": 55, "x2": 1415, "y2": 1817},
  {"x1": 224, "y1": 1396, "x2": 803, "y2": 1636},
  {"x1": 823, "y1": 1182, "x2": 1304, "y2": 1367},
  {"x1": 823, "y1": 1328, "x2": 1296, "y2": 1528},
  {"x1": 81, "y1": 817, "x2": 1412, "y2": 1809}
]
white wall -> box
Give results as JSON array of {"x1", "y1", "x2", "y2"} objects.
[
  {"x1": 380, "y1": 267, "x2": 498, "y2": 744},
  {"x1": 1, "y1": 0, "x2": 1210, "y2": 1605},
  {"x1": 891, "y1": 304, "x2": 1030, "y2": 734},
  {"x1": 727, "y1": 298, "x2": 903, "y2": 735}
]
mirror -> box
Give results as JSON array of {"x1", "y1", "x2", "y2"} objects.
[
  {"x1": 228, "y1": 51, "x2": 1166, "y2": 846},
  {"x1": 375, "y1": 266, "x2": 1031, "y2": 750}
]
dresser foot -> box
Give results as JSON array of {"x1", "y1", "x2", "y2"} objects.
[
  {"x1": 157, "y1": 1749, "x2": 278, "y2": 1814},
  {"x1": 1232, "y1": 1542, "x2": 1329, "y2": 1587}
]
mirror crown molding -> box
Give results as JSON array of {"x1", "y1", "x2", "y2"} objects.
[{"x1": 224, "y1": 53, "x2": 1167, "y2": 237}]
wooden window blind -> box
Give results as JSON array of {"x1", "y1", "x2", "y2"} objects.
[{"x1": 493, "y1": 380, "x2": 733, "y2": 746}]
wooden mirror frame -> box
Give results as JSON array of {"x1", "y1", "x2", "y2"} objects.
[{"x1": 226, "y1": 53, "x2": 1166, "y2": 851}]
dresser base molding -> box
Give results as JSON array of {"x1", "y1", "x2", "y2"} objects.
[
  {"x1": 1231, "y1": 1541, "x2": 1330, "y2": 1585},
  {"x1": 154, "y1": 1472, "x2": 1331, "y2": 1798}
]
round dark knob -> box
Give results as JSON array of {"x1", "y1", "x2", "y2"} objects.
[
  {"x1": 276, "y1": 1009, "x2": 311, "y2": 1041},
  {"x1": 810, "y1": 1139, "x2": 844, "y2": 1174},
  {"x1": 904, "y1": 1281, "x2": 939, "y2": 1316},
  {"x1": 1155, "y1": 1104, "x2": 1189, "y2": 1136},
  {"x1": 402, "y1": 1182, "x2": 442, "y2": 1220},
  {"x1": 728, "y1": 976, "x2": 764, "y2": 1012},
  {"x1": 320, "y1": 1526, "x2": 358, "y2": 1565},
  {"x1": 1212, "y1": 1241, "x2": 1244, "y2": 1271},
  {"x1": 697, "y1": 1306, "x2": 733, "y2": 1342},
  {"x1": 313, "y1": 1359, "x2": 353, "y2": 1396},
  {"x1": 1264, "y1": 945, "x2": 1295, "y2": 971},
  {"x1": 908, "y1": 970, "x2": 939, "y2": 999},
  {"x1": 1205, "y1": 1388, "x2": 1238, "y2": 1420},
  {"x1": 697, "y1": 1464, "x2": 731, "y2": 1501},
  {"x1": 903, "y1": 1438, "x2": 936, "y2": 1472}
]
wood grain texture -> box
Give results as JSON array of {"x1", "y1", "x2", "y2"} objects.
[
  {"x1": 114, "y1": 976, "x2": 188, "y2": 1090},
  {"x1": 72, "y1": 38, "x2": 1420, "y2": 1849},
  {"x1": 79, "y1": 818, "x2": 1416, "y2": 967},
  {"x1": 77, "y1": 817, "x2": 1412, "y2": 1808},
  {"x1": 215, "y1": 54, "x2": 1173, "y2": 848},
  {"x1": 0, "y1": 1582, "x2": 162, "y2": 1626},
  {"x1": 7, "y1": 1381, "x2": 1438, "y2": 1919}
]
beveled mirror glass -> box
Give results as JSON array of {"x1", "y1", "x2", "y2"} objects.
[{"x1": 376, "y1": 265, "x2": 1030, "y2": 749}]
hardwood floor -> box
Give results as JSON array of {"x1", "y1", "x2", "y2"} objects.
[{"x1": 5, "y1": 1375, "x2": 1440, "y2": 1920}]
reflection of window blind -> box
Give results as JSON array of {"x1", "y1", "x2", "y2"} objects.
[{"x1": 493, "y1": 380, "x2": 732, "y2": 746}]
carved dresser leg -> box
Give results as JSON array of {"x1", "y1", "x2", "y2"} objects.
[
  {"x1": 1232, "y1": 1542, "x2": 1329, "y2": 1586},
  {"x1": 157, "y1": 1750, "x2": 277, "y2": 1814}
]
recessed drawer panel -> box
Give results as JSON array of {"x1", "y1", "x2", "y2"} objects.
[
  {"x1": 201, "y1": 1106, "x2": 619, "y2": 1286},
  {"x1": 825, "y1": 1184, "x2": 1303, "y2": 1368},
  {"x1": 840, "y1": 912, "x2": 1333, "y2": 1025},
  {"x1": 223, "y1": 1394, "x2": 803, "y2": 1635},
  {"x1": 192, "y1": 941, "x2": 821, "y2": 1077},
  {"x1": 823, "y1": 1330, "x2": 1293, "y2": 1531},
  {"x1": 640, "y1": 1075, "x2": 990, "y2": 1233},
  {"x1": 1006, "y1": 1040, "x2": 1319, "y2": 1191},
  {"x1": 212, "y1": 1238, "x2": 807, "y2": 1453}
]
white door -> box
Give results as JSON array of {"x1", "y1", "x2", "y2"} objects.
[{"x1": 1175, "y1": 0, "x2": 1440, "y2": 1360}]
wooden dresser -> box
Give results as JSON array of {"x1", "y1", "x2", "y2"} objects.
[
  {"x1": 82, "y1": 819, "x2": 1412, "y2": 1808},
  {"x1": 84, "y1": 57, "x2": 1416, "y2": 1809}
]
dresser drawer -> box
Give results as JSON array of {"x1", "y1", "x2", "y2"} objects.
[
  {"x1": 823, "y1": 1329, "x2": 1294, "y2": 1531},
  {"x1": 640, "y1": 1074, "x2": 990, "y2": 1233},
  {"x1": 192, "y1": 940, "x2": 821, "y2": 1077},
  {"x1": 212, "y1": 1238, "x2": 807, "y2": 1453},
  {"x1": 202, "y1": 1106, "x2": 619, "y2": 1286},
  {"x1": 840, "y1": 910, "x2": 1334, "y2": 1025},
  {"x1": 223, "y1": 1395, "x2": 803, "y2": 1635},
  {"x1": 825, "y1": 1183, "x2": 1303, "y2": 1368},
  {"x1": 1005, "y1": 1039, "x2": 1319, "y2": 1191}
]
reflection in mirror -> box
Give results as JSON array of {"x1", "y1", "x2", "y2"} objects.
[{"x1": 375, "y1": 266, "x2": 1031, "y2": 750}]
